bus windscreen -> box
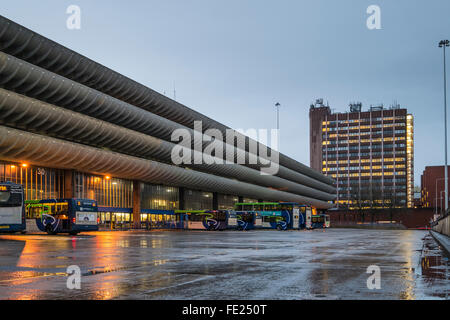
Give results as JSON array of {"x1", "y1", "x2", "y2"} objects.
[{"x1": 0, "y1": 190, "x2": 10, "y2": 203}]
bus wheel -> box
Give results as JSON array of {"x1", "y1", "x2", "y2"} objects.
[
  {"x1": 45, "y1": 225, "x2": 55, "y2": 235},
  {"x1": 277, "y1": 225, "x2": 282, "y2": 231}
]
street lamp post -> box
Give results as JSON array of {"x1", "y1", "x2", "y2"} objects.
[
  {"x1": 275, "y1": 102, "x2": 280, "y2": 131},
  {"x1": 439, "y1": 40, "x2": 449, "y2": 213},
  {"x1": 435, "y1": 177, "x2": 445, "y2": 215},
  {"x1": 275, "y1": 102, "x2": 281, "y2": 151}
]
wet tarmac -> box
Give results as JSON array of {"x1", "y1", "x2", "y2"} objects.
[{"x1": 0, "y1": 229, "x2": 448, "y2": 300}]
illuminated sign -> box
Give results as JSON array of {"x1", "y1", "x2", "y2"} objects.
[{"x1": 0, "y1": 186, "x2": 8, "y2": 191}]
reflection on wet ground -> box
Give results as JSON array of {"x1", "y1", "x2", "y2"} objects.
[
  {"x1": 417, "y1": 234, "x2": 449, "y2": 299},
  {"x1": 0, "y1": 229, "x2": 448, "y2": 300}
]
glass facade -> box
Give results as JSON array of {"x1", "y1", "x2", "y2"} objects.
[
  {"x1": 141, "y1": 184, "x2": 179, "y2": 210},
  {"x1": 74, "y1": 172, "x2": 133, "y2": 208},
  {"x1": 140, "y1": 213, "x2": 181, "y2": 229},
  {"x1": 318, "y1": 108, "x2": 413, "y2": 209},
  {"x1": 98, "y1": 211, "x2": 133, "y2": 230},
  {"x1": 185, "y1": 189, "x2": 213, "y2": 210},
  {"x1": 406, "y1": 114, "x2": 414, "y2": 208},
  {"x1": 1, "y1": 161, "x2": 241, "y2": 214},
  {"x1": 218, "y1": 194, "x2": 239, "y2": 210},
  {"x1": 0, "y1": 161, "x2": 64, "y2": 201}
]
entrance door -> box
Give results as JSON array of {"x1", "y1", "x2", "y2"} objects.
[
  {"x1": 293, "y1": 208, "x2": 300, "y2": 229},
  {"x1": 262, "y1": 215, "x2": 271, "y2": 228},
  {"x1": 254, "y1": 213, "x2": 262, "y2": 227},
  {"x1": 306, "y1": 208, "x2": 312, "y2": 229}
]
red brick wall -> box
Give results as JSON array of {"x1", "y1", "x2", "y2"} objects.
[
  {"x1": 421, "y1": 166, "x2": 450, "y2": 209},
  {"x1": 328, "y1": 208, "x2": 435, "y2": 228}
]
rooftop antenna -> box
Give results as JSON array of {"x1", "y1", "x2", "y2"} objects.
[{"x1": 392, "y1": 99, "x2": 400, "y2": 109}]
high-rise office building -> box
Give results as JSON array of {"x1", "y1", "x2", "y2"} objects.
[{"x1": 310, "y1": 99, "x2": 414, "y2": 209}]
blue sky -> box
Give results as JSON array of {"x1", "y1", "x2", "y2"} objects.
[{"x1": 2, "y1": 0, "x2": 450, "y2": 186}]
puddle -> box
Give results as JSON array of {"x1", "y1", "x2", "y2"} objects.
[{"x1": 417, "y1": 234, "x2": 450, "y2": 298}]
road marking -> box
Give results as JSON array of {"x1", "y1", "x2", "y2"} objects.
[
  {"x1": 143, "y1": 275, "x2": 215, "y2": 294},
  {"x1": 0, "y1": 272, "x2": 67, "y2": 283},
  {"x1": 0, "y1": 235, "x2": 91, "y2": 241}
]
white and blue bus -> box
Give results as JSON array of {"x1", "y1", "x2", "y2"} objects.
[
  {"x1": 278, "y1": 202, "x2": 309, "y2": 230},
  {"x1": 26, "y1": 198, "x2": 99, "y2": 235},
  {"x1": 311, "y1": 214, "x2": 331, "y2": 229},
  {"x1": 235, "y1": 211, "x2": 263, "y2": 230},
  {"x1": 235, "y1": 202, "x2": 316, "y2": 230},
  {"x1": 235, "y1": 203, "x2": 290, "y2": 230},
  {"x1": 0, "y1": 182, "x2": 26, "y2": 233}
]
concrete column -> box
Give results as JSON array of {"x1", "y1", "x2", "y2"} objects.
[
  {"x1": 64, "y1": 170, "x2": 74, "y2": 198},
  {"x1": 132, "y1": 180, "x2": 141, "y2": 229},
  {"x1": 213, "y1": 192, "x2": 218, "y2": 210},
  {"x1": 179, "y1": 187, "x2": 185, "y2": 210}
]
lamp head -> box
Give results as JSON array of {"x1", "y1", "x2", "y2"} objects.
[{"x1": 439, "y1": 40, "x2": 450, "y2": 47}]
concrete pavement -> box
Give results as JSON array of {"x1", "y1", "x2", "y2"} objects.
[{"x1": 0, "y1": 229, "x2": 448, "y2": 300}]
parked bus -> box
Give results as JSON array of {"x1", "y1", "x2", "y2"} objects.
[
  {"x1": 175, "y1": 210, "x2": 229, "y2": 230},
  {"x1": 260, "y1": 210, "x2": 290, "y2": 230},
  {"x1": 235, "y1": 202, "x2": 314, "y2": 230},
  {"x1": 0, "y1": 182, "x2": 26, "y2": 233},
  {"x1": 141, "y1": 210, "x2": 188, "y2": 229},
  {"x1": 235, "y1": 211, "x2": 262, "y2": 230},
  {"x1": 279, "y1": 202, "x2": 315, "y2": 230},
  {"x1": 310, "y1": 214, "x2": 326, "y2": 229},
  {"x1": 26, "y1": 198, "x2": 99, "y2": 235},
  {"x1": 235, "y1": 202, "x2": 288, "y2": 230},
  {"x1": 226, "y1": 210, "x2": 238, "y2": 230}
]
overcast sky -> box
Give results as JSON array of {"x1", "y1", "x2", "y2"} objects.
[{"x1": 2, "y1": 0, "x2": 450, "y2": 185}]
